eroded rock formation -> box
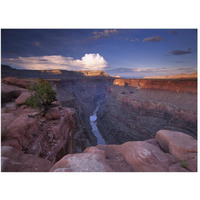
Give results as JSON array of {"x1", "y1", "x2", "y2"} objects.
[
  {"x1": 50, "y1": 130, "x2": 197, "y2": 172},
  {"x1": 97, "y1": 82, "x2": 197, "y2": 144}
]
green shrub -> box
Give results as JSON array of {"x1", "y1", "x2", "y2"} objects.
[
  {"x1": 25, "y1": 95, "x2": 40, "y2": 108},
  {"x1": 181, "y1": 160, "x2": 188, "y2": 169},
  {"x1": 26, "y1": 78, "x2": 56, "y2": 115}
]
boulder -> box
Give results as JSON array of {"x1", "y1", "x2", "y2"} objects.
[
  {"x1": 187, "y1": 156, "x2": 197, "y2": 172},
  {"x1": 2, "y1": 114, "x2": 38, "y2": 150},
  {"x1": 45, "y1": 107, "x2": 61, "y2": 120},
  {"x1": 121, "y1": 141, "x2": 171, "y2": 172},
  {"x1": 1, "y1": 146, "x2": 53, "y2": 172},
  {"x1": 1, "y1": 82, "x2": 26, "y2": 103},
  {"x1": 15, "y1": 92, "x2": 31, "y2": 105},
  {"x1": 50, "y1": 147, "x2": 113, "y2": 172},
  {"x1": 156, "y1": 130, "x2": 197, "y2": 161},
  {"x1": 169, "y1": 162, "x2": 190, "y2": 172}
]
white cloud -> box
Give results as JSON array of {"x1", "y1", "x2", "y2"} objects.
[
  {"x1": 2, "y1": 53, "x2": 108, "y2": 71},
  {"x1": 90, "y1": 29, "x2": 118, "y2": 40}
]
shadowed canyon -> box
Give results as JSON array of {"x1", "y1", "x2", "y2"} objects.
[{"x1": 1, "y1": 65, "x2": 197, "y2": 172}]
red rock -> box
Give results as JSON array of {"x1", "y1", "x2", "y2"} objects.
[
  {"x1": 1, "y1": 113, "x2": 15, "y2": 139},
  {"x1": 3, "y1": 77, "x2": 30, "y2": 88},
  {"x1": 1, "y1": 82, "x2": 26, "y2": 103},
  {"x1": 156, "y1": 130, "x2": 197, "y2": 161},
  {"x1": 113, "y1": 79, "x2": 197, "y2": 93},
  {"x1": 45, "y1": 107, "x2": 61, "y2": 120},
  {"x1": 15, "y1": 92, "x2": 31, "y2": 105},
  {"x1": 2, "y1": 114, "x2": 38, "y2": 150},
  {"x1": 121, "y1": 141, "x2": 171, "y2": 172},
  {"x1": 145, "y1": 138, "x2": 160, "y2": 148},
  {"x1": 50, "y1": 147, "x2": 113, "y2": 172},
  {"x1": 169, "y1": 162, "x2": 190, "y2": 172},
  {"x1": 187, "y1": 156, "x2": 197, "y2": 172},
  {"x1": 1, "y1": 146, "x2": 53, "y2": 172}
]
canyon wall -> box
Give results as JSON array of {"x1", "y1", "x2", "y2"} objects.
[
  {"x1": 97, "y1": 79, "x2": 197, "y2": 145},
  {"x1": 52, "y1": 78, "x2": 113, "y2": 152},
  {"x1": 113, "y1": 78, "x2": 197, "y2": 93}
]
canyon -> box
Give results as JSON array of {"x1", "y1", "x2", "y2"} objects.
[{"x1": 1, "y1": 65, "x2": 197, "y2": 172}]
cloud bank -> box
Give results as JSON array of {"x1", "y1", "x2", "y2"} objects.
[
  {"x1": 2, "y1": 53, "x2": 108, "y2": 71},
  {"x1": 143, "y1": 36, "x2": 163, "y2": 42},
  {"x1": 106, "y1": 66, "x2": 197, "y2": 78},
  {"x1": 171, "y1": 49, "x2": 192, "y2": 55},
  {"x1": 90, "y1": 29, "x2": 118, "y2": 40}
]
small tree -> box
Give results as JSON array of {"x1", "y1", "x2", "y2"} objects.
[{"x1": 26, "y1": 78, "x2": 56, "y2": 115}]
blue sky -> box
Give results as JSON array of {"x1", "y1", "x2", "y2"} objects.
[{"x1": 1, "y1": 29, "x2": 197, "y2": 78}]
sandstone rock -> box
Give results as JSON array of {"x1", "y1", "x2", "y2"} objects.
[
  {"x1": 2, "y1": 102, "x2": 17, "y2": 112},
  {"x1": 121, "y1": 141, "x2": 171, "y2": 172},
  {"x1": 1, "y1": 82, "x2": 26, "y2": 103},
  {"x1": 3, "y1": 77, "x2": 30, "y2": 88},
  {"x1": 45, "y1": 107, "x2": 61, "y2": 120},
  {"x1": 50, "y1": 147, "x2": 113, "y2": 172},
  {"x1": 1, "y1": 146, "x2": 53, "y2": 172},
  {"x1": 156, "y1": 130, "x2": 197, "y2": 161},
  {"x1": 1, "y1": 106, "x2": 75, "y2": 163},
  {"x1": 15, "y1": 92, "x2": 31, "y2": 105},
  {"x1": 145, "y1": 138, "x2": 160, "y2": 148},
  {"x1": 1, "y1": 113, "x2": 15, "y2": 139},
  {"x1": 169, "y1": 162, "x2": 190, "y2": 172},
  {"x1": 2, "y1": 114, "x2": 38, "y2": 150},
  {"x1": 187, "y1": 157, "x2": 197, "y2": 172}
]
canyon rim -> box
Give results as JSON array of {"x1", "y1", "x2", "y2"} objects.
[{"x1": 1, "y1": 29, "x2": 197, "y2": 172}]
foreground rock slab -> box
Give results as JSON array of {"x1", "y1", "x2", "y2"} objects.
[
  {"x1": 156, "y1": 130, "x2": 197, "y2": 161},
  {"x1": 51, "y1": 130, "x2": 197, "y2": 172},
  {"x1": 50, "y1": 147, "x2": 113, "y2": 172},
  {"x1": 1, "y1": 146, "x2": 53, "y2": 172}
]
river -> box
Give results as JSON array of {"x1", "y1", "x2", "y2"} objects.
[{"x1": 90, "y1": 102, "x2": 106, "y2": 145}]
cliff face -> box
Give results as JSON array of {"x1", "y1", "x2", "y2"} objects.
[
  {"x1": 97, "y1": 79, "x2": 197, "y2": 145},
  {"x1": 53, "y1": 78, "x2": 113, "y2": 152},
  {"x1": 1, "y1": 80, "x2": 76, "y2": 163},
  {"x1": 113, "y1": 79, "x2": 197, "y2": 93}
]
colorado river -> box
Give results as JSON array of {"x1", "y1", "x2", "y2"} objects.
[{"x1": 90, "y1": 103, "x2": 106, "y2": 144}]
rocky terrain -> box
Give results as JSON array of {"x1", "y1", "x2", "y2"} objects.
[
  {"x1": 50, "y1": 130, "x2": 197, "y2": 172},
  {"x1": 97, "y1": 79, "x2": 197, "y2": 144},
  {"x1": 1, "y1": 65, "x2": 198, "y2": 172}
]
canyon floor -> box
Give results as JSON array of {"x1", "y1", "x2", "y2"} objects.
[{"x1": 1, "y1": 66, "x2": 197, "y2": 172}]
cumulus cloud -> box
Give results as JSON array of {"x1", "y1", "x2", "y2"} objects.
[
  {"x1": 2, "y1": 53, "x2": 108, "y2": 71},
  {"x1": 143, "y1": 36, "x2": 163, "y2": 42},
  {"x1": 90, "y1": 29, "x2": 118, "y2": 40},
  {"x1": 170, "y1": 49, "x2": 192, "y2": 55}
]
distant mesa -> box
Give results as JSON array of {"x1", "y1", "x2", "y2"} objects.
[
  {"x1": 77, "y1": 70, "x2": 109, "y2": 77},
  {"x1": 111, "y1": 75, "x2": 121, "y2": 78},
  {"x1": 41, "y1": 69, "x2": 62, "y2": 74},
  {"x1": 144, "y1": 72, "x2": 197, "y2": 79},
  {"x1": 1, "y1": 64, "x2": 110, "y2": 79}
]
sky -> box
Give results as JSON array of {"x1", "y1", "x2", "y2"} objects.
[{"x1": 1, "y1": 29, "x2": 197, "y2": 78}]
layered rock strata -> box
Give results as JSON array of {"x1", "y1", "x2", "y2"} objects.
[{"x1": 97, "y1": 84, "x2": 197, "y2": 144}]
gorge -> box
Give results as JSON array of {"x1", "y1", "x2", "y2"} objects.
[{"x1": 1, "y1": 65, "x2": 197, "y2": 172}]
